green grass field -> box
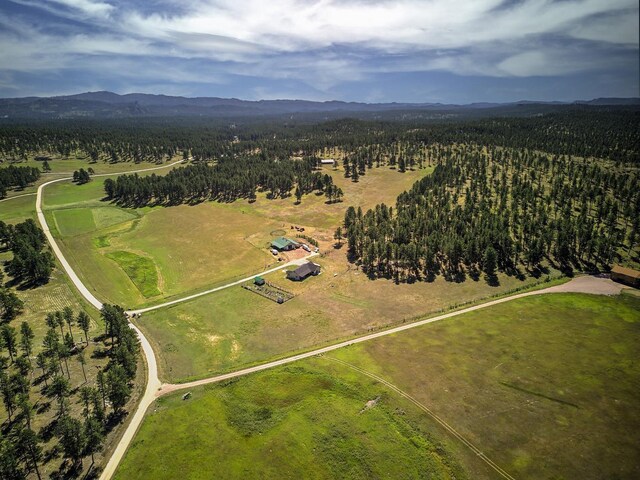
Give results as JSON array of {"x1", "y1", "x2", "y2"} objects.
[
  {"x1": 330, "y1": 292, "x2": 640, "y2": 479},
  {"x1": 0, "y1": 194, "x2": 37, "y2": 223},
  {"x1": 117, "y1": 292, "x2": 639, "y2": 480},
  {"x1": 114, "y1": 364, "x2": 466, "y2": 480},
  {"x1": 53, "y1": 207, "x2": 96, "y2": 236},
  {"x1": 106, "y1": 250, "x2": 162, "y2": 298}
]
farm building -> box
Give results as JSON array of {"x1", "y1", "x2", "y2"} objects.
[
  {"x1": 610, "y1": 265, "x2": 640, "y2": 287},
  {"x1": 320, "y1": 159, "x2": 335, "y2": 165},
  {"x1": 254, "y1": 276, "x2": 265, "y2": 286},
  {"x1": 286, "y1": 262, "x2": 321, "y2": 281},
  {"x1": 271, "y1": 237, "x2": 300, "y2": 251}
]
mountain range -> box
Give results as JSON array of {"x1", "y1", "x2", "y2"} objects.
[{"x1": 0, "y1": 91, "x2": 638, "y2": 120}]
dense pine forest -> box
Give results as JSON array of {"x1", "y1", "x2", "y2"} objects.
[
  {"x1": 0, "y1": 107, "x2": 638, "y2": 165},
  {"x1": 342, "y1": 145, "x2": 639, "y2": 282},
  {"x1": 1, "y1": 107, "x2": 639, "y2": 280}
]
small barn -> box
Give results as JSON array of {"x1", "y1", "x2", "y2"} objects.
[
  {"x1": 254, "y1": 276, "x2": 265, "y2": 286},
  {"x1": 610, "y1": 265, "x2": 640, "y2": 288},
  {"x1": 320, "y1": 159, "x2": 335, "y2": 165},
  {"x1": 271, "y1": 237, "x2": 299, "y2": 251},
  {"x1": 287, "y1": 262, "x2": 321, "y2": 281}
]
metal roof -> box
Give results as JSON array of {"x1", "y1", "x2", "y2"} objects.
[
  {"x1": 271, "y1": 237, "x2": 297, "y2": 249},
  {"x1": 611, "y1": 265, "x2": 640, "y2": 279},
  {"x1": 289, "y1": 262, "x2": 320, "y2": 278}
]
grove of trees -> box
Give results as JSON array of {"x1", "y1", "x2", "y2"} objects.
[
  {"x1": 0, "y1": 220, "x2": 55, "y2": 286},
  {"x1": 0, "y1": 165, "x2": 40, "y2": 198},
  {"x1": 0, "y1": 304, "x2": 140, "y2": 478}
]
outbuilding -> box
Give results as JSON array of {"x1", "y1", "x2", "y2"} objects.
[
  {"x1": 610, "y1": 265, "x2": 640, "y2": 288},
  {"x1": 254, "y1": 276, "x2": 265, "y2": 286},
  {"x1": 271, "y1": 237, "x2": 300, "y2": 251},
  {"x1": 320, "y1": 159, "x2": 336, "y2": 165},
  {"x1": 286, "y1": 262, "x2": 321, "y2": 281}
]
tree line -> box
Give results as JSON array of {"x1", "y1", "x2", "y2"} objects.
[
  {"x1": 0, "y1": 165, "x2": 40, "y2": 198},
  {"x1": 104, "y1": 154, "x2": 339, "y2": 207}
]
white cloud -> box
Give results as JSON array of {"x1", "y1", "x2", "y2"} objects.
[
  {"x1": 46, "y1": 0, "x2": 114, "y2": 18},
  {"x1": 123, "y1": 0, "x2": 638, "y2": 53},
  {"x1": 1, "y1": 0, "x2": 638, "y2": 95}
]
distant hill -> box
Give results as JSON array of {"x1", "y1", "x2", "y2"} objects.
[{"x1": 0, "y1": 91, "x2": 637, "y2": 120}]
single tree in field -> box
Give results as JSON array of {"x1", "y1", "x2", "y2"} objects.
[
  {"x1": 334, "y1": 226, "x2": 343, "y2": 246},
  {"x1": 77, "y1": 350, "x2": 87, "y2": 383},
  {"x1": 0, "y1": 288, "x2": 24, "y2": 321},
  {"x1": 91, "y1": 387, "x2": 106, "y2": 425},
  {"x1": 84, "y1": 416, "x2": 104, "y2": 468},
  {"x1": 77, "y1": 311, "x2": 91, "y2": 345},
  {"x1": 1, "y1": 325, "x2": 18, "y2": 363},
  {"x1": 0, "y1": 436, "x2": 23, "y2": 479},
  {"x1": 20, "y1": 322, "x2": 34, "y2": 362},
  {"x1": 56, "y1": 415, "x2": 86, "y2": 471},
  {"x1": 15, "y1": 357, "x2": 32, "y2": 392},
  {"x1": 49, "y1": 375, "x2": 70, "y2": 417},
  {"x1": 295, "y1": 185, "x2": 302, "y2": 204},
  {"x1": 79, "y1": 386, "x2": 93, "y2": 420},
  {"x1": 62, "y1": 306, "x2": 75, "y2": 343},
  {"x1": 35, "y1": 352, "x2": 48, "y2": 387},
  {"x1": 18, "y1": 427, "x2": 42, "y2": 480},
  {"x1": 17, "y1": 393, "x2": 34, "y2": 429},
  {"x1": 483, "y1": 245, "x2": 498, "y2": 277},
  {"x1": 58, "y1": 343, "x2": 71, "y2": 378},
  {"x1": 96, "y1": 369, "x2": 106, "y2": 410},
  {"x1": 54, "y1": 311, "x2": 65, "y2": 338},
  {"x1": 0, "y1": 368, "x2": 17, "y2": 420},
  {"x1": 107, "y1": 364, "x2": 131, "y2": 414},
  {"x1": 44, "y1": 312, "x2": 57, "y2": 331}
]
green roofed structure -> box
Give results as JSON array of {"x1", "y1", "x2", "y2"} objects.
[
  {"x1": 254, "y1": 276, "x2": 265, "y2": 286},
  {"x1": 271, "y1": 237, "x2": 299, "y2": 251}
]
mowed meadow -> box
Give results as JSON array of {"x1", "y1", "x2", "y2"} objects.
[
  {"x1": 116, "y1": 292, "x2": 640, "y2": 480},
  {"x1": 41, "y1": 163, "x2": 433, "y2": 307}
]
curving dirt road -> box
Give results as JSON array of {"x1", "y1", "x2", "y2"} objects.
[
  {"x1": 156, "y1": 275, "x2": 625, "y2": 397},
  {"x1": 33, "y1": 160, "x2": 183, "y2": 480},
  {"x1": 0, "y1": 192, "x2": 37, "y2": 203},
  {"x1": 31, "y1": 159, "x2": 629, "y2": 479}
]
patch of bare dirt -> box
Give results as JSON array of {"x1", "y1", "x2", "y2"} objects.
[
  {"x1": 359, "y1": 396, "x2": 380, "y2": 414},
  {"x1": 545, "y1": 275, "x2": 626, "y2": 296}
]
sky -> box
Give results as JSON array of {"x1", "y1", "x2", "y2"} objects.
[{"x1": 0, "y1": 0, "x2": 638, "y2": 103}]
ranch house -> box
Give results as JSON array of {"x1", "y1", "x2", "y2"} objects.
[
  {"x1": 271, "y1": 237, "x2": 300, "y2": 251},
  {"x1": 286, "y1": 262, "x2": 321, "y2": 281}
]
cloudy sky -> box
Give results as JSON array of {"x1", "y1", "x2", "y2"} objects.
[{"x1": 0, "y1": 0, "x2": 638, "y2": 102}]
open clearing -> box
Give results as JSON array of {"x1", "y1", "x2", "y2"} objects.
[
  {"x1": 137, "y1": 244, "x2": 562, "y2": 383},
  {"x1": 117, "y1": 292, "x2": 639, "y2": 480},
  {"x1": 223, "y1": 165, "x2": 432, "y2": 229}
]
